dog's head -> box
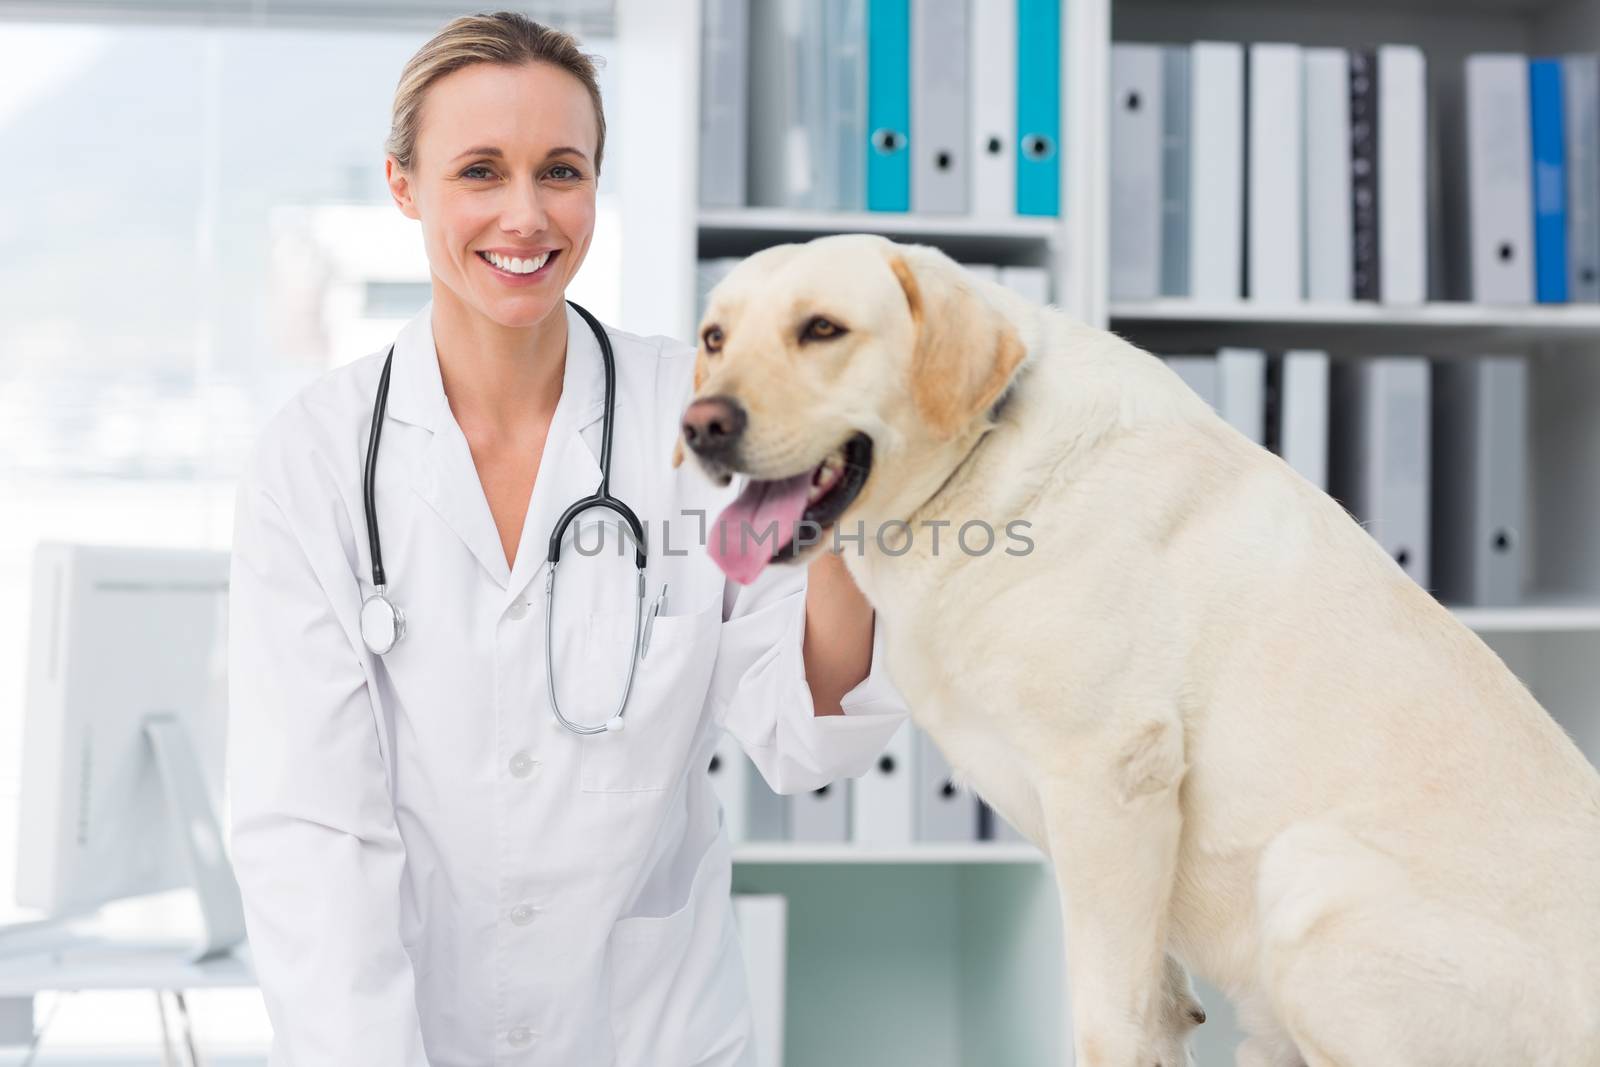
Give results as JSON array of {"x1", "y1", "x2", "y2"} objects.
[{"x1": 677, "y1": 233, "x2": 1026, "y2": 584}]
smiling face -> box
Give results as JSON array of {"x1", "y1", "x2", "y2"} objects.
[
  {"x1": 385, "y1": 60, "x2": 598, "y2": 330},
  {"x1": 680, "y1": 234, "x2": 1026, "y2": 584}
]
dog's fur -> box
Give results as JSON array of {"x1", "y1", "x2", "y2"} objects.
[{"x1": 682, "y1": 234, "x2": 1600, "y2": 1066}]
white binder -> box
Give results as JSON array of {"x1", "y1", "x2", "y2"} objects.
[
  {"x1": 1431, "y1": 356, "x2": 1527, "y2": 607},
  {"x1": 1190, "y1": 42, "x2": 1245, "y2": 303},
  {"x1": 1218, "y1": 347, "x2": 1267, "y2": 445},
  {"x1": 970, "y1": 0, "x2": 1016, "y2": 220},
  {"x1": 748, "y1": 0, "x2": 825, "y2": 209},
  {"x1": 910, "y1": 0, "x2": 969, "y2": 214},
  {"x1": 791, "y1": 779, "x2": 849, "y2": 842},
  {"x1": 851, "y1": 720, "x2": 916, "y2": 846},
  {"x1": 1378, "y1": 46, "x2": 1427, "y2": 305},
  {"x1": 746, "y1": 773, "x2": 790, "y2": 842},
  {"x1": 1303, "y1": 48, "x2": 1353, "y2": 303},
  {"x1": 733, "y1": 895, "x2": 788, "y2": 1067},
  {"x1": 1110, "y1": 43, "x2": 1165, "y2": 302},
  {"x1": 698, "y1": 0, "x2": 748, "y2": 208},
  {"x1": 1464, "y1": 54, "x2": 1534, "y2": 304},
  {"x1": 1248, "y1": 43, "x2": 1304, "y2": 304},
  {"x1": 999, "y1": 265, "x2": 1052, "y2": 304},
  {"x1": 914, "y1": 727, "x2": 980, "y2": 841},
  {"x1": 1564, "y1": 55, "x2": 1600, "y2": 302},
  {"x1": 982, "y1": 802, "x2": 1031, "y2": 844},
  {"x1": 1331, "y1": 357, "x2": 1432, "y2": 587},
  {"x1": 696, "y1": 256, "x2": 742, "y2": 322},
  {"x1": 823, "y1": 0, "x2": 868, "y2": 211},
  {"x1": 1277, "y1": 350, "x2": 1331, "y2": 491},
  {"x1": 707, "y1": 732, "x2": 751, "y2": 843},
  {"x1": 1161, "y1": 45, "x2": 1191, "y2": 298},
  {"x1": 1165, "y1": 355, "x2": 1221, "y2": 410}
]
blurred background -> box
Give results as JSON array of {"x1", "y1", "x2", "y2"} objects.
[{"x1": 5, "y1": 0, "x2": 1600, "y2": 1063}]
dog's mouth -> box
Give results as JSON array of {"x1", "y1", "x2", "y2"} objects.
[{"x1": 708, "y1": 432, "x2": 874, "y2": 585}]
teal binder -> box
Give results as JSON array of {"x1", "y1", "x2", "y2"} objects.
[
  {"x1": 867, "y1": 0, "x2": 910, "y2": 212},
  {"x1": 1016, "y1": 0, "x2": 1060, "y2": 216}
]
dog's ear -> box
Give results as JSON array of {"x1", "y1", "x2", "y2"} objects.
[{"x1": 889, "y1": 250, "x2": 1026, "y2": 439}]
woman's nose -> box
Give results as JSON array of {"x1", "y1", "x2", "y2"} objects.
[{"x1": 502, "y1": 178, "x2": 548, "y2": 235}]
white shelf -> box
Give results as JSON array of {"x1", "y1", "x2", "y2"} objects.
[
  {"x1": 1450, "y1": 599, "x2": 1600, "y2": 634},
  {"x1": 1112, "y1": 299, "x2": 1600, "y2": 333},
  {"x1": 699, "y1": 207, "x2": 1060, "y2": 243},
  {"x1": 733, "y1": 842, "x2": 1048, "y2": 865},
  {"x1": 1108, "y1": 300, "x2": 1600, "y2": 354},
  {"x1": 697, "y1": 208, "x2": 1065, "y2": 268}
]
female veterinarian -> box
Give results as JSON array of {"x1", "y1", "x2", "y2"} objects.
[{"x1": 226, "y1": 12, "x2": 907, "y2": 1065}]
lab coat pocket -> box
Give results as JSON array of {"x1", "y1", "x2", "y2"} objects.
[
  {"x1": 579, "y1": 601, "x2": 722, "y2": 792},
  {"x1": 607, "y1": 830, "x2": 751, "y2": 1065}
]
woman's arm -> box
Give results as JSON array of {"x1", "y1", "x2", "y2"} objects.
[
  {"x1": 228, "y1": 471, "x2": 430, "y2": 1065},
  {"x1": 801, "y1": 551, "x2": 874, "y2": 717}
]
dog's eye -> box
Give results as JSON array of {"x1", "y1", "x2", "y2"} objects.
[
  {"x1": 702, "y1": 325, "x2": 724, "y2": 353},
  {"x1": 801, "y1": 316, "x2": 846, "y2": 342}
]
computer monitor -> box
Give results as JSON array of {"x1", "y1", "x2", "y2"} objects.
[{"x1": 14, "y1": 542, "x2": 243, "y2": 961}]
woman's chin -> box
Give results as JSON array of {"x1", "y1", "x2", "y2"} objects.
[{"x1": 476, "y1": 288, "x2": 565, "y2": 329}]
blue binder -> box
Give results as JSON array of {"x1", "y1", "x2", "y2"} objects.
[
  {"x1": 1016, "y1": 0, "x2": 1060, "y2": 216},
  {"x1": 867, "y1": 0, "x2": 910, "y2": 212},
  {"x1": 1530, "y1": 58, "x2": 1570, "y2": 304}
]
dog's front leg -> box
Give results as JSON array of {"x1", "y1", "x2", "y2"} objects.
[{"x1": 1043, "y1": 716, "x2": 1186, "y2": 1067}]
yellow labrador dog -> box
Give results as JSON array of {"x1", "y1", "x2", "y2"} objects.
[{"x1": 676, "y1": 233, "x2": 1600, "y2": 1067}]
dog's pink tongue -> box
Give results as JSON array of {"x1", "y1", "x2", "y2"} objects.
[{"x1": 710, "y1": 474, "x2": 811, "y2": 585}]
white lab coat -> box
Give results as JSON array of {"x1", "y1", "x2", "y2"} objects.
[{"x1": 226, "y1": 301, "x2": 909, "y2": 1066}]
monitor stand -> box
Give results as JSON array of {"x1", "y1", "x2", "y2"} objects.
[{"x1": 143, "y1": 713, "x2": 246, "y2": 963}]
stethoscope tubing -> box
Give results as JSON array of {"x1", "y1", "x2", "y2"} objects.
[{"x1": 359, "y1": 300, "x2": 648, "y2": 734}]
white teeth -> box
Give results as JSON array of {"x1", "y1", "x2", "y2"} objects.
[
  {"x1": 806, "y1": 448, "x2": 848, "y2": 504},
  {"x1": 483, "y1": 250, "x2": 550, "y2": 275}
]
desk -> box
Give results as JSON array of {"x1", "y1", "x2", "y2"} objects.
[{"x1": 0, "y1": 930, "x2": 255, "y2": 1056}]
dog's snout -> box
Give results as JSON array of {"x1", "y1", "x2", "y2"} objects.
[{"x1": 681, "y1": 396, "x2": 747, "y2": 459}]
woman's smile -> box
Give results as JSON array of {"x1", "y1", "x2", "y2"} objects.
[{"x1": 476, "y1": 247, "x2": 561, "y2": 287}]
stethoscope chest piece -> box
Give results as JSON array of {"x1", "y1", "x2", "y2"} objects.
[{"x1": 360, "y1": 588, "x2": 406, "y2": 655}]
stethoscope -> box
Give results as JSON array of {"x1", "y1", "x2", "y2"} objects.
[{"x1": 358, "y1": 299, "x2": 654, "y2": 735}]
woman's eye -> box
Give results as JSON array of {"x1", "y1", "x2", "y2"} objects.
[
  {"x1": 461, "y1": 164, "x2": 494, "y2": 180},
  {"x1": 548, "y1": 163, "x2": 580, "y2": 180},
  {"x1": 802, "y1": 316, "x2": 844, "y2": 342}
]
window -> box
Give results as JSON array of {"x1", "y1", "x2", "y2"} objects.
[{"x1": 0, "y1": 10, "x2": 621, "y2": 1055}]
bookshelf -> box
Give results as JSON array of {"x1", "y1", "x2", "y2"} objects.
[
  {"x1": 731, "y1": 842, "x2": 1049, "y2": 865},
  {"x1": 1111, "y1": 300, "x2": 1600, "y2": 354},
  {"x1": 611, "y1": 0, "x2": 1600, "y2": 1063}
]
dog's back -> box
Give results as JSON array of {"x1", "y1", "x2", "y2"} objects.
[{"x1": 881, "y1": 290, "x2": 1600, "y2": 1062}]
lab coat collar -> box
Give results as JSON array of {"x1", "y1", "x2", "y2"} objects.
[{"x1": 389, "y1": 300, "x2": 610, "y2": 596}]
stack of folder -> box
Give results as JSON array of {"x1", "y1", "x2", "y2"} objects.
[
  {"x1": 707, "y1": 721, "x2": 1031, "y2": 847},
  {"x1": 1161, "y1": 351, "x2": 1529, "y2": 607},
  {"x1": 1111, "y1": 41, "x2": 1427, "y2": 306},
  {"x1": 699, "y1": 0, "x2": 1065, "y2": 218},
  {"x1": 1456, "y1": 54, "x2": 1600, "y2": 304}
]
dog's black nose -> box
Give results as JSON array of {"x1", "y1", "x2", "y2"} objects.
[{"x1": 681, "y1": 396, "x2": 747, "y2": 459}]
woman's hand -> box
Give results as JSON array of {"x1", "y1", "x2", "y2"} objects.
[{"x1": 801, "y1": 550, "x2": 875, "y2": 717}]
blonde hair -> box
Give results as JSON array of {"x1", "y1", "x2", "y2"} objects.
[{"x1": 385, "y1": 10, "x2": 607, "y2": 174}]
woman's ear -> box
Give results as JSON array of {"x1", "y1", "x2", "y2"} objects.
[
  {"x1": 888, "y1": 248, "x2": 1026, "y2": 439},
  {"x1": 386, "y1": 157, "x2": 421, "y2": 221}
]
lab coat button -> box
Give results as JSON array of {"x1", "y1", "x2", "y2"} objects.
[
  {"x1": 507, "y1": 600, "x2": 529, "y2": 621},
  {"x1": 510, "y1": 902, "x2": 536, "y2": 925},
  {"x1": 507, "y1": 1026, "x2": 533, "y2": 1048},
  {"x1": 509, "y1": 751, "x2": 536, "y2": 778}
]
